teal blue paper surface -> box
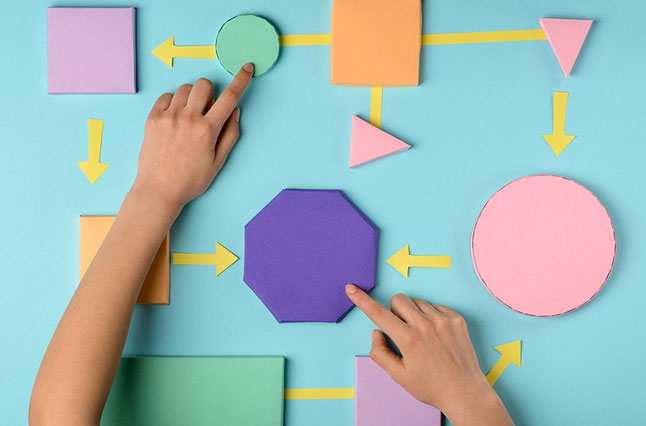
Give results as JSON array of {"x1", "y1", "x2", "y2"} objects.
[{"x1": 2, "y1": 1, "x2": 646, "y2": 425}]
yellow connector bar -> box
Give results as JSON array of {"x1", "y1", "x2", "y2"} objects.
[
  {"x1": 284, "y1": 388, "x2": 355, "y2": 400},
  {"x1": 422, "y1": 29, "x2": 546, "y2": 45},
  {"x1": 279, "y1": 34, "x2": 331, "y2": 46},
  {"x1": 280, "y1": 29, "x2": 546, "y2": 47}
]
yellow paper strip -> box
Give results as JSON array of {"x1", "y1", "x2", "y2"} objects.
[
  {"x1": 422, "y1": 29, "x2": 546, "y2": 45},
  {"x1": 279, "y1": 34, "x2": 331, "y2": 46},
  {"x1": 279, "y1": 29, "x2": 545, "y2": 48},
  {"x1": 370, "y1": 87, "x2": 383, "y2": 128},
  {"x1": 284, "y1": 388, "x2": 355, "y2": 400}
]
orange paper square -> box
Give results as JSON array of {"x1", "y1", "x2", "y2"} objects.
[
  {"x1": 79, "y1": 216, "x2": 170, "y2": 304},
  {"x1": 330, "y1": 0, "x2": 421, "y2": 87}
]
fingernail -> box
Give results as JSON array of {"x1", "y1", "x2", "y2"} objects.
[
  {"x1": 235, "y1": 108, "x2": 241, "y2": 122},
  {"x1": 346, "y1": 284, "x2": 357, "y2": 294},
  {"x1": 243, "y1": 62, "x2": 254, "y2": 73},
  {"x1": 371, "y1": 330, "x2": 379, "y2": 342}
]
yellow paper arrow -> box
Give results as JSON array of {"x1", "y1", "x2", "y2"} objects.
[
  {"x1": 151, "y1": 36, "x2": 216, "y2": 68},
  {"x1": 77, "y1": 119, "x2": 109, "y2": 184},
  {"x1": 485, "y1": 340, "x2": 522, "y2": 386},
  {"x1": 172, "y1": 242, "x2": 238, "y2": 276},
  {"x1": 543, "y1": 91, "x2": 576, "y2": 156},
  {"x1": 387, "y1": 245, "x2": 451, "y2": 277}
]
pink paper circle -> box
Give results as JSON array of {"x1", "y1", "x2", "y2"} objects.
[{"x1": 472, "y1": 175, "x2": 616, "y2": 316}]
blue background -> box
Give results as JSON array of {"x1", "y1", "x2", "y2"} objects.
[{"x1": 2, "y1": 0, "x2": 645, "y2": 424}]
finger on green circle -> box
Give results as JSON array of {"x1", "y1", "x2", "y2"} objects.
[{"x1": 216, "y1": 15, "x2": 280, "y2": 77}]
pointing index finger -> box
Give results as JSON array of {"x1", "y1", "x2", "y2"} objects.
[
  {"x1": 206, "y1": 63, "x2": 254, "y2": 126},
  {"x1": 346, "y1": 284, "x2": 407, "y2": 338}
]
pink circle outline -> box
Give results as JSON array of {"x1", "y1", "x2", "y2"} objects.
[{"x1": 471, "y1": 174, "x2": 617, "y2": 317}]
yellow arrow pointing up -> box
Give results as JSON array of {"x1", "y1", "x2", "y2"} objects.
[
  {"x1": 151, "y1": 36, "x2": 216, "y2": 68},
  {"x1": 543, "y1": 91, "x2": 576, "y2": 156},
  {"x1": 386, "y1": 245, "x2": 451, "y2": 277},
  {"x1": 172, "y1": 242, "x2": 238, "y2": 276},
  {"x1": 485, "y1": 340, "x2": 522, "y2": 386},
  {"x1": 77, "y1": 119, "x2": 109, "y2": 184}
]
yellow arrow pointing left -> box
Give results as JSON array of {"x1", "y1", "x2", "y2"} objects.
[
  {"x1": 387, "y1": 245, "x2": 451, "y2": 277},
  {"x1": 485, "y1": 340, "x2": 522, "y2": 386},
  {"x1": 173, "y1": 242, "x2": 238, "y2": 276},
  {"x1": 151, "y1": 36, "x2": 216, "y2": 68},
  {"x1": 77, "y1": 119, "x2": 109, "y2": 184}
]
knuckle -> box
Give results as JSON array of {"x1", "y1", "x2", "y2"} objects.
[
  {"x1": 450, "y1": 313, "x2": 466, "y2": 327},
  {"x1": 195, "y1": 120, "x2": 214, "y2": 138},
  {"x1": 419, "y1": 320, "x2": 435, "y2": 336},
  {"x1": 434, "y1": 317, "x2": 450, "y2": 333}
]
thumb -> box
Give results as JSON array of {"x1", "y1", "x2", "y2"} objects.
[{"x1": 369, "y1": 330, "x2": 404, "y2": 381}]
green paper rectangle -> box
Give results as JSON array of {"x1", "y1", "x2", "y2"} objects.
[{"x1": 101, "y1": 356, "x2": 284, "y2": 426}]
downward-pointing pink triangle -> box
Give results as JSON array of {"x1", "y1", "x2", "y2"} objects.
[
  {"x1": 540, "y1": 18, "x2": 593, "y2": 77},
  {"x1": 349, "y1": 116, "x2": 411, "y2": 168}
]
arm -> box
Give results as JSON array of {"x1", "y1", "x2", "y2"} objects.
[
  {"x1": 29, "y1": 63, "x2": 254, "y2": 426},
  {"x1": 345, "y1": 284, "x2": 514, "y2": 426}
]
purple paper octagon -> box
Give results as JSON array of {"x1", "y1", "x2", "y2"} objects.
[{"x1": 244, "y1": 189, "x2": 379, "y2": 323}]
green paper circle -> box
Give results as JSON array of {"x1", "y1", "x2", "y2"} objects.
[{"x1": 216, "y1": 15, "x2": 280, "y2": 77}]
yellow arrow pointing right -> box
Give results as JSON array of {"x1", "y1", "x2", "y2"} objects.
[
  {"x1": 173, "y1": 242, "x2": 238, "y2": 276},
  {"x1": 485, "y1": 340, "x2": 522, "y2": 386},
  {"x1": 77, "y1": 119, "x2": 109, "y2": 184},
  {"x1": 543, "y1": 91, "x2": 576, "y2": 156},
  {"x1": 387, "y1": 245, "x2": 451, "y2": 277},
  {"x1": 151, "y1": 36, "x2": 216, "y2": 68}
]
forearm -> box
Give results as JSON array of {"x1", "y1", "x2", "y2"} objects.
[
  {"x1": 443, "y1": 385, "x2": 514, "y2": 426},
  {"x1": 30, "y1": 188, "x2": 180, "y2": 426}
]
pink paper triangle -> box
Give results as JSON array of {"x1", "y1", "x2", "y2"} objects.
[
  {"x1": 349, "y1": 116, "x2": 411, "y2": 168},
  {"x1": 539, "y1": 18, "x2": 593, "y2": 77}
]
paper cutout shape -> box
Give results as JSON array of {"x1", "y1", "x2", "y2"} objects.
[
  {"x1": 216, "y1": 15, "x2": 280, "y2": 77},
  {"x1": 285, "y1": 388, "x2": 355, "y2": 399},
  {"x1": 355, "y1": 357, "x2": 441, "y2": 426},
  {"x1": 77, "y1": 119, "x2": 109, "y2": 183},
  {"x1": 80, "y1": 216, "x2": 170, "y2": 304},
  {"x1": 472, "y1": 175, "x2": 616, "y2": 316},
  {"x1": 102, "y1": 356, "x2": 284, "y2": 426},
  {"x1": 331, "y1": 0, "x2": 421, "y2": 87},
  {"x1": 151, "y1": 36, "x2": 216, "y2": 68},
  {"x1": 244, "y1": 189, "x2": 379, "y2": 322},
  {"x1": 539, "y1": 18, "x2": 593, "y2": 77},
  {"x1": 47, "y1": 8, "x2": 136, "y2": 94},
  {"x1": 350, "y1": 116, "x2": 410, "y2": 168},
  {"x1": 486, "y1": 340, "x2": 522, "y2": 386},
  {"x1": 387, "y1": 245, "x2": 451, "y2": 277},
  {"x1": 543, "y1": 91, "x2": 576, "y2": 156},
  {"x1": 172, "y1": 242, "x2": 239, "y2": 276}
]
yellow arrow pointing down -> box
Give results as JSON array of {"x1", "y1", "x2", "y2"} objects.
[
  {"x1": 151, "y1": 36, "x2": 216, "y2": 68},
  {"x1": 387, "y1": 245, "x2": 451, "y2": 277},
  {"x1": 543, "y1": 91, "x2": 576, "y2": 156},
  {"x1": 485, "y1": 340, "x2": 522, "y2": 386},
  {"x1": 77, "y1": 119, "x2": 109, "y2": 184},
  {"x1": 172, "y1": 242, "x2": 238, "y2": 276}
]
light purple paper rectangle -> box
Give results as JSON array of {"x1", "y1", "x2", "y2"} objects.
[
  {"x1": 47, "y1": 7, "x2": 136, "y2": 94},
  {"x1": 355, "y1": 356, "x2": 442, "y2": 426}
]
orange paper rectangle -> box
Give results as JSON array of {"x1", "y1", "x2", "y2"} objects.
[
  {"x1": 79, "y1": 216, "x2": 170, "y2": 304},
  {"x1": 330, "y1": 0, "x2": 421, "y2": 87}
]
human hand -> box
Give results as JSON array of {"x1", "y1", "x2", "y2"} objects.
[
  {"x1": 132, "y1": 63, "x2": 254, "y2": 212},
  {"x1": 345, "y1": 285, "x2": 513, "y2": 426}
]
